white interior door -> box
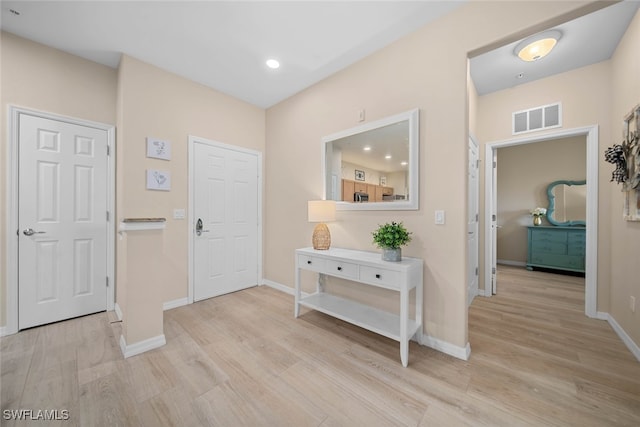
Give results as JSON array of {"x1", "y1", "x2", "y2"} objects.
[
  {"x1": 490, "y1": 149, "x2": 498, "y2": 295},
  {"x1": 467, "y1": 137, "x2": 479, "y2": 306},
  {"x1": 193, "y1": 141, "x2": 259, "y2": 301},
  {"x1": 18, "y1": 114, "x2": 108, "y2": 329}
]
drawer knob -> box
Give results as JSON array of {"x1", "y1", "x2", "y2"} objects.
[
  {"x1": 307, "y1": 260, "x2": 312, "y2": 264},
  {"x1": 337, "y1": 266, "x2": 342, "y2": 271},
  {"x1": 375, "y1": 274, "x2": 381, "y2": 279}
]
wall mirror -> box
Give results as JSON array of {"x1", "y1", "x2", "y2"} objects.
[
  {"x1": 322, "y1": 109, "x2": 419, "y2": 211},
  {"x1": 546, "y1": 179, "x2": 586, "y2": 226}
]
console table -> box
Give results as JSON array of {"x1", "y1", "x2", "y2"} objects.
[{"x1": 294, "y1": 247, "x2": 423, "y2": 367}]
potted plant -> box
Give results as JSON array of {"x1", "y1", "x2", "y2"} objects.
[{"x1": 372, "y1": 221, "x2": 412, "y2": 262}]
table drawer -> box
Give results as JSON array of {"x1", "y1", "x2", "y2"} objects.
[
  {"x1": 326, "y1": 260, "x2": 358, "y2": 279},
  {"x1": 359, "y1": 265, "x2": 401, "y2": 289},
  {"x1": 530, "y1": 253, "x2": 584, "y2": 271},
  {"x1": 298, "y1": 254, "x2": 325, "y2": 272}
]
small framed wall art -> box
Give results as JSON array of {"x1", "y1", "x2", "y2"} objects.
[
  {"x1": 146, "y1": 137, "x2": 171, "y2": 160},
  {"x1": 355, "y1": 170, "x2": 365, "y2": 181},
  {"x1": 146, "y1": 169, "x2": 171, "y2": 191}
]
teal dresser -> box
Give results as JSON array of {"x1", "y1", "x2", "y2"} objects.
[{"x1": 526, "y1": 226, "x2": 585, "y2": 273}]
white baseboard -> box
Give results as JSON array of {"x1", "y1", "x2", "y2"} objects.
[
  {"x1": 119, "y1": 334, "x2": 166, "y2": 359},
  {"x1": 598, "y1": 312, "x2": 640, "y2": 362},
  {"x1": 262, "y1": 279, "x2": 295, "y2": 295},
  {"x1": 114, "y1": 302, "x2": 123, "y2": 321},
  {"x1": 497, "y1": 259, "x2": 527, "y2": 267},
  {"x1": 418, "y1": 333, "x2": 471, "y2": 361},
  {"x1": 163, "y1": 297, "x2": 189, "y2": 311}
]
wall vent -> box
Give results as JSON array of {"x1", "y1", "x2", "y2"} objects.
[{"x1": 512, "y1": 102, "x2": 562, "y2": 135}]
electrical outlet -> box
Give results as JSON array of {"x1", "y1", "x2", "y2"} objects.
[
  {"x1": 173, "y1": 208, "x2": 185, "y2": 220},
  {"x1": 631, "y1": 296, "x2": 636, "y2": 313}
]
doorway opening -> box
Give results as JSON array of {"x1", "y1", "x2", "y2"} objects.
[{"x1": 484, "y1": 126, "x2": 599, "y2": 318}]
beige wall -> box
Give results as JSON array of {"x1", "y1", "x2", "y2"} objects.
[
  {"x1": 496, "y1": 137, "x2": 586, "y2": 263},
  {"x1": 0, "y1": 32, "x2": 117, "y2": 326},
  {"x1": 609, "y1": 9, "x2": 640, "y2": 346},
  {"x1": 116, "y1": 55, "x2": 265, "y2": 342},
  {"x1": 265, "y1": 1, "x2": 598, "y2": 349}
]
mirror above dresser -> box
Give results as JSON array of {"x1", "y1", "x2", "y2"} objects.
[{"x1": 546, "y1": 179, "x2": 586, "y2": 226}]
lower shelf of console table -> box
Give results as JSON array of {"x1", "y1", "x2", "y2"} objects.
[{"x1": 294, "y1": 247, "x2": 423, "y2": 367}]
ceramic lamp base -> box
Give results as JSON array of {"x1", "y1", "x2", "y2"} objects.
[{"x1": 312, "y1": 223, "x2": 331, "y2": 250}]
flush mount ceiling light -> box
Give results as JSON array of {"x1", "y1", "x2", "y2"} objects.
[
  {"x1": 514, "y1": 30, "x2": 562, "y2": 62},
  {"x1": 363, "y1": 146, "x2": 371, "y2": 151},
  {"x1": 266, "y1": 59, "x2": 280, "y2": 69}
]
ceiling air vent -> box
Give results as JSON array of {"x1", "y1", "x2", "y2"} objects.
[{"x1": 512, "y1": 102, "x2": 562, "y2": 135}]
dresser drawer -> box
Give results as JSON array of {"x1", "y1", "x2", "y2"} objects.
[
  {"x1": 326, "y1": 260, "x2": 358, "y2": 279},
  {"x1": 298, "y1": 254, "x2": 325, "y2": 272},
  {"x1": 530, "y1": 253, "x2": 584, "y2": 271},
  {"x1": 531, "y1": 229, "x2": 568, "y2": 243},
  {"x1": 531, "y1": 241, "x2": 567, "y2": 255},
  {"x1": 359, "y1": 266, "x2": 401, "y2": 289}
]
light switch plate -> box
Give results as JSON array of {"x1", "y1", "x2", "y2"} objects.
[
  {"x1": 435, "y1": 210, "x2": 445, "y2": 225},
  {"x1": 173, "y1": 209, "x2": 185, "y2": 220}
]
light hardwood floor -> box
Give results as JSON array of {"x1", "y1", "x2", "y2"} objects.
[{"x1": 2, "y1": 265, "x2": 639, "y2": 426}]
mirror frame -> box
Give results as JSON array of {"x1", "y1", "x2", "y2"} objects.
[
  {"x1": 546, "y1": 179, "x2": 587, "y2": 226},
  {"x1": 321, "y1": 108, "x2": 419, "y2": 211}
]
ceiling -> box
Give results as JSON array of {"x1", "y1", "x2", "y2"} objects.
[
  {"x1": 470, "y1": 0, "x2": 640, "y2": 95},
  {"x1": 0, "y1": 1, "x2": 463, "y2": 108},
  {"x1": 1, "y1": 1, "x2": 638, "y2": 108}
]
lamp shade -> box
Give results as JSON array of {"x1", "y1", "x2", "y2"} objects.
[{"x1": 308, "y1": 200, "x2": 336, "y2": 223}]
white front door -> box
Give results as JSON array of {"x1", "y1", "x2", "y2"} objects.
[
  {"x1": 193, "y1": 141, "x2": 259, "y2": 301},
  {"x1": 18, "y1": 114, "x2": 108, "y2": 329},
  {"x1": 467, "y1": 137, "x2": 479, "y2": 306}
]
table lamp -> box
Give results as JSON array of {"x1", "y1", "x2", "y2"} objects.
[{"x1": 307, "y1": 200, "x2": 336, "y2": 250}]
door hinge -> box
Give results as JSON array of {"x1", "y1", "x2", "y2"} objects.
[
  {"x1": 492, "y1": 267, "x2": 496, "y2": 274},
  {"x1": 475, "y1": 267, "x2": 478, "y2": 276},
  {"x1": 107, "y1": 145, "x2": 110, "y2": 156},
  {"x1": 106, "y1": 277, "x2": 109, "y2": 287},
  {"x1": 475, "y1": 213, "x2": 479, "y2": 222},
  {"x1": 476, "y1": 159, "x2": 480, "y2": 168},
  {"x1": 106, "y1": 211, "x2": 110, "y2": 221},
  {"x1": 493, "y1": 161, "x2": 496, "y2": 168}
]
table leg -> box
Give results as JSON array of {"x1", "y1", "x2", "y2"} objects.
[
  {"x1": 400, "y1": 287, "x2": 409, "y2": 367},
  {"x1": 294, "y1": 266, "x2": 301, "y2": 318}
]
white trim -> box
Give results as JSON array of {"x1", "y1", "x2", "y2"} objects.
[
  {"x1": 484, "y1": 125, "x2": 598, "y2": 318},
  {"x1": 114, "y1": 303, "x2": 123, "y2": 321},
  {"x1": 5, "y1": 106, "x2": 116, "y2": 335},
  {"x1": 419, "y1": 334, "x2": 471, "y2": 361},
  {"x1": 118, "y1": 221, "x2": 166, "y2": 232},
  {"x1": 187, "y1": 136, "x2": 263, "y2": 305},
  {"x1": 595, "y1": 311, "x2": 609, "y2": 321},
  {"x1": 598, "y1": 312, "x2": 640, "y2": 362},
  {"x1": 0, "y1": 326, "x2": 7, "y2": 337},
  {"x1": 496, "y1": 259, "x2": 527, "y2": 267},
  {"x1": 119, "y1": 334, "x2": 166, "y2": 359},
  {"x1": 262, "y1": 279, "x2": 295, "y2": 295},
  {"x1": 163, "y1": 297, "x2": 188, "y2": 311}
]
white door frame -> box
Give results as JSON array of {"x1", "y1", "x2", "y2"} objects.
[
  {"x1": 468, "y1": 134, "x2": 480, "y2": 306},
  {"x1": 5, "y1": 106, "x2": 116, "y2": 336},
  {"x1": 484, "y1": 125, "x2": 599, "y2": 317},
  {"x1": 187, "y1": 135, "x2": 263, "y2": 304}
]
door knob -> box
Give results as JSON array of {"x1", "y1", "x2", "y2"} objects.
[
  {"x1": 195, "y1": 218, "x2": 210, "y2": 236},
  {"x1": 23, "y1": 228, "x2": 45, "y2": 236}
]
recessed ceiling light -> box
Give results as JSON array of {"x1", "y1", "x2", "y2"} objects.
[
  {"x1": 401, "y1": 161, "x2": 408, "y2": 166},
  {"x1": 514, "y1": 30, "x2": 562, "y2": 62},
  {"x1": 363, "y1": 146, "x2": 371, "y2": 151},
  {"x1": 385, "y1": 155, "x2": 392, "y2": 159},
  {"x1": 266, "y1": 59, "x2": 280, "y2": 69}
]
